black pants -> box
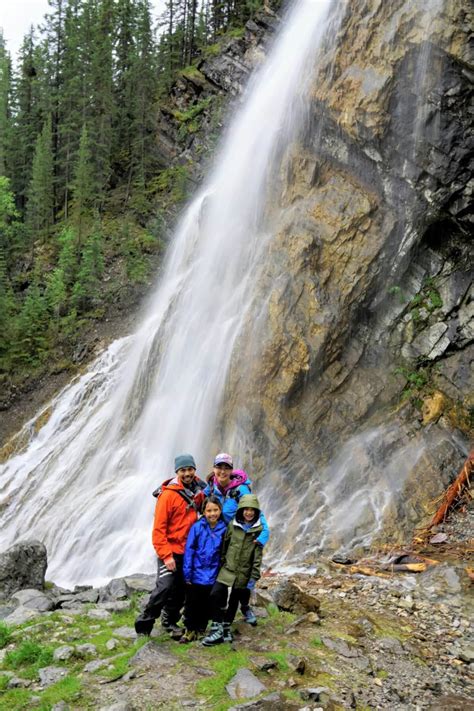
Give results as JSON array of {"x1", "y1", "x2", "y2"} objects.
[
  {"x1": 209, "y1": 581, "x2": 251, "y2": 624},
  {"x1": 134, "y1": 554, "x2": 185, "y2": 635},
  {"x1": 183, "y1": 583, "x2": 212, "y2": 632}
]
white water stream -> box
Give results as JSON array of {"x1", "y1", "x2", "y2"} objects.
[{"x1": 0, "y1": 0, "x2": 337, "y2": 587}]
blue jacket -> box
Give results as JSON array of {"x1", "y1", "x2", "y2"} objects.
[
  {"x1": 183, "y1": 516, "x2": 227, "y2": 586},
  {"x1": 203, "y1": 470, "x2": 270, "y2": 546}
]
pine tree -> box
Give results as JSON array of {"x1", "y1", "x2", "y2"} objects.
[
  {"x1": 45, "y1": 266, "x2": 67, "y2": 316},
  {"x1": 72, "y1": 227, "x2": 104, "y2": 311},
  {"x1": 57, "y1": 225, "x2": 78, "y2": 287},
  {"x1": 0, "y1": 32, "x2": 12, "y2": 178},
  {"x1": 15, "y1": 281, "x2": 49, "y2": 365},
  {"x1": 89, "y1": 0, "x2": 114, "y2": 201},
  {"x1": 0, "y1": 249, "x2": 17, "y2": 370},
  {"x1": 0, "y1": 175, "x2": 22, "y2": 266},
  {"x1": 70, "y1": 124, "x2": 96, "y2": 242},
  {"x1": 129, "y1": 0, "x2": 158, "y2": 203},
  {"x1": 26, "y1": 115, "x2": 55, "y2": 238},
  {"x1": 9, "y1": 30, "x2": 47, "y2": 212}
]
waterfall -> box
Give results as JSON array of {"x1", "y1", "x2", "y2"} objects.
[{"x1": 0, "y1": 0, "x2": 337, "y2": 587}]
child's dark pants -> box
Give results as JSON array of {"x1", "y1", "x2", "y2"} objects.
[
  {"x1": 209, "y1": 581, "x2": 251, "y2": 624},
  {"x1": 184, "y1": 583, "x2": 212, "y2": 631}
]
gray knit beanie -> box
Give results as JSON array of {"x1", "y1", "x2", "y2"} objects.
[{"x1": 174, "y1": 453, "x2": 196, "y2": 471}]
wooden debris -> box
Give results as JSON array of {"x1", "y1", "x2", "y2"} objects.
[{"x1": 428, "y1": 450, "x2": 473, "y2": 528}]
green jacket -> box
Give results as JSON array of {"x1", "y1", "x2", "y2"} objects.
[{"x1": 217, "y1": 493, "x2": 264, "y2": 589}]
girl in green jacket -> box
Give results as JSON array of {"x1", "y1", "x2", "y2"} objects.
[{"x1": 202, "y1": 493, "x2": 265, "y2": 646}]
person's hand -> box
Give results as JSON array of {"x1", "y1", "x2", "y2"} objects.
[
  {"x1": 164, "y1": 556, "x2": 176, "y2": 572},
  {"x1": 247, "y1": 579, "x2": 256, "y2": 590},
  {"x1": 253, "y1": 539, "x2": 263, "y2": 547}
]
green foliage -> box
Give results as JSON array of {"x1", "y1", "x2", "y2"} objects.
[
  {"x1": 14, "y1": 282, "x2": 49, "y2": 366},
  {"x1": 196, "y1": 648, "x2": 251, "y2": 705},
  {"x1": 37, "y1": 674, "x2": 82, "y2": 708},
  {"x1": 72, "y1": 228, "x2": 104, "y2": 311},
  {"x1": 388, "y1": 285, "x2": 406, "y2": 304},
  {"x1": 26, "y1": 116, "x2": 54, "y2": 238},
  {"x1": 173, "y1": 97, "x2": 211, "y2": 123},
  {"x1": 45, "y1": 267, "x2": 68, "y2": 317},
  {"x1": 4, "y1": 640, "x2": 54, "y2": 670},
  {"x1": 408, "y1": 278, "x2": 443, "y2": 323},
  {"x1": 394, "y1": 365, "x2": 430, "y2": 407},
  {"x1": 58, "y1": 226, "x2": 79, "y2": 288},
  {"x1": 0, "y1": 622, "x2": 11, "y2": 649}
]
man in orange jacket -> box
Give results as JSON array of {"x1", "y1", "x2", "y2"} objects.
[{"x1": 134, "y1": 454, "x2": 206, "y2": 637}]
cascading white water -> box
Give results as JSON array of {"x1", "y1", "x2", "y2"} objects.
[{"x1": 0, "y1": 0, "x2": 337, "y2": 587}]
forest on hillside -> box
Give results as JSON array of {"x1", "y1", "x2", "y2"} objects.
[{"x1": 0, "y1": 0, "x2": 268, "y2": 399}]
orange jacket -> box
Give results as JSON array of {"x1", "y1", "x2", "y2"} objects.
[{"x1": 152, "y1": 478, "x2": 202, "y2": 560}]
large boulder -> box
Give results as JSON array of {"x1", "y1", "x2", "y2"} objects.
[
  {"x1": 272, "y1": 580, "x2": 320, "y2": 615},
  {"x1": 0, "y1": 540, "x2": 47, "y2": 599}
]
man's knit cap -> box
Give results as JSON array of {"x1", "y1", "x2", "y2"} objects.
[{"x1": 174, "y1": 453, "x2": 196, "y2": 471}]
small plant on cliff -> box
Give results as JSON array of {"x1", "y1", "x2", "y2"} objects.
[
  {"x1": 395, "y1": 365, "x2": 430, "y2": 408},
  {"x1": 388, "y1": 285, "x2": 407, "y2": 304}
]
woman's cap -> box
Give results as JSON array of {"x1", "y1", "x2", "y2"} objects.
[
  {"x1": 174, "y1": 453, "x2": 196, "y2": 471},
  {"x1": 214, "y1": 452, "x2": 233, "y2": 467}
]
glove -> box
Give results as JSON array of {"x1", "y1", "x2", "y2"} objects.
[{"x1": 247, "y1": 579, "x2": 256, "y2": 590}]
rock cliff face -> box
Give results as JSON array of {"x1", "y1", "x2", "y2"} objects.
[{"x1": 218, "y1": 0, "x2": 472, "y2": 559}]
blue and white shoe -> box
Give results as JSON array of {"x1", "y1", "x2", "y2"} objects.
[{"x1": 242, "y1": 607, "x2": 257, "y2": 626}]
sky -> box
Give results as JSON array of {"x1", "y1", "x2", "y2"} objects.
[{"x1": 1, "y1": 0, "x2": 166, "y2": 60}]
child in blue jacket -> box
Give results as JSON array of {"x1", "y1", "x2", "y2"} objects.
[{"x1": 180, "y1": 495, "x2": 227, "y2": 643}]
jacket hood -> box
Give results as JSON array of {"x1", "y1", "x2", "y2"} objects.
[
  {"x1": 210, "y1": 469, "x2": 249, "y2": 492},
  {"x1": 235, "y1": 493, "x2": 260, "y2": 523}
]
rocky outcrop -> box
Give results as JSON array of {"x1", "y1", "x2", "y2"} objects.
[
  {"x1": 0, "y1": 541, "x2": 47, "y2": 599},
  {"x1": 221, "y1": 0, "x2": 472, "y2": 557}
]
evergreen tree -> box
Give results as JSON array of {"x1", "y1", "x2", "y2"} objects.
[
  {"x1": 70, "y1": 124, "x2": 96, "y2": 242},
  {"x1": 0, "y1": 32, "x2": 12, "y2": 178},
  {"x1": 45, "y1": 266, "x2": 67, "y2": 316},
  {"x1": 0, "y1": 175, "x2": 22, "y2": 266},
  {"x1": 129, "y1": 0, "x2": 158, "y2": 201},
  {"x1": 26, "y1": 116, "x2": 55, "y2": 238},
  {"x1": 72, "y1": 227, "x2": 104, "y2": 311},
  {"x1": 57, "y1": 225, "x2": 78, "y2": 287},
  {"x1": 0, "y1": 251, "x2": 17, "y2": 369},
  {"x1": 9, "y1": 30, "x2": 46, "y2": 211},
  {"x1": 89, "y1": 0, "x2": 114, "y2": 200},
  {"x1": 15, "y1": 281, "x2": 49, "y2": 365}
]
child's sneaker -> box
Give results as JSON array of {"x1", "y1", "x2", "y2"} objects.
[
  {"x1": 201, "y1": 622, "x2": 224, "y2": 646},
  {"x1": 179, "y1": 629, "x2": 197, "y2": 644},
  {"x1": 222, "y1": 622, "x2": 233, "y2": 642},
  {"x1": 242, "y1": 607, "x2": 257, "y2": 626}
]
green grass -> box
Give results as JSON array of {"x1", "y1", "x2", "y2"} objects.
[
  {"x1": 0, "y1": 622, "x2": 11, "y2": 649},
  {"x1": 0, "y1": 688, "x2": 30, "y2": 711},
  {"x1": 4, "y1": 641, "x2": 54, "y2": 672},
  {"x1": 196, "y1": 648, "x2": 251, "y2": 708},
  {"x1": 100, "y1": 637, "x2": 148, "y2": 680},
  {"x1": 311, "y1": 636, "x2": 323, "y2": 647}
]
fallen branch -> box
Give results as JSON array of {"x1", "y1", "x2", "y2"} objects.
[{"x1": 428, "y1": 449, "x2": 473, "y2": 528}]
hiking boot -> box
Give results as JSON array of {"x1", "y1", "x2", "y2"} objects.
[
  {"x1": 162, "y1": 621, "x2": 183, "y2": 640},
  {"x1": 201, "y1": 621, "x2": 224, "y2": 647},
  {"x1": 179, "y1": 629, "x2": 197, "y2": 644},
  {"x1": 222, "y1": 622, "x2": 233, "y2": 643},
  {"x1": 242, "y1": 607, "x2": 257, "y2": 626}
]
